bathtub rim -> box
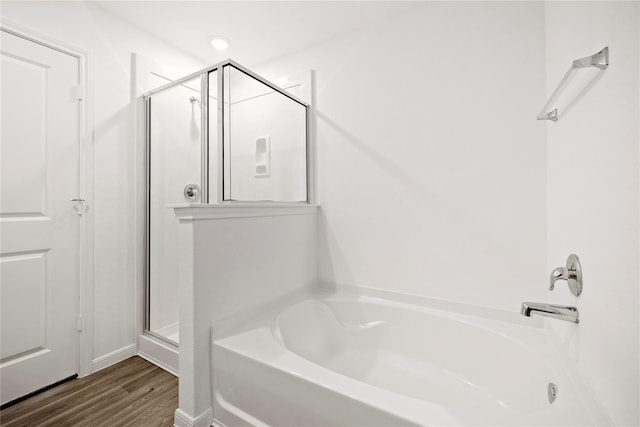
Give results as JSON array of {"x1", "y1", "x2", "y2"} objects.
[{"x1": 212, "y1": 283, "x2": 545, "y2": 343}]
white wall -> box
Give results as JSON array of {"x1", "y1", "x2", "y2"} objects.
[
  {"x1": 1, "y1": 2, "x2": 204, "y2": 366},
  {"x1": 545, "y1": 2, "x2": 639, "y2": 425},
  {"x1": 256, "y1": 2, "x2": 548, "y2": 311}
]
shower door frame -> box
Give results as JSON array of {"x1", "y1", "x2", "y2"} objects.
[{"x1": 142, "y1": 59, "x2": 312, "y2": 347}]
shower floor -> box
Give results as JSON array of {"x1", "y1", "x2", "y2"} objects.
[{"x1": 153, "y1": 322, "x2": 179, "y2": 344}]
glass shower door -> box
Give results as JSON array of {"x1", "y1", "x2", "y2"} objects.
[{"x1": 147, "y1": 76, "x2": 202, "y2": 345}]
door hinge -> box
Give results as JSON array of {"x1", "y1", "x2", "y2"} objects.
[
  {"x1": 76, "y1": 314, "x2": 84, "y2": 332},
  {"x1": 71, "y1": 85, "x2": 83, "y2": 102}
]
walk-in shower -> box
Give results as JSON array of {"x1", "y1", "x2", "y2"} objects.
[{"x1": 143, "y1": 60, "x2": 310, "y2": 345}]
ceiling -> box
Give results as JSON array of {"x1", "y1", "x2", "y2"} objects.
[{"x1": 95, "y1": 1, "x2": 416, "y2": 67}]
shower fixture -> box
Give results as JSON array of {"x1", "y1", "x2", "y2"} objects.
[
  {"x1": 549, "y1": 253, "x2": 583, "y2": 297},
  {"x1": 520, "y1": 254, "x2": 583, "y2": 323}
]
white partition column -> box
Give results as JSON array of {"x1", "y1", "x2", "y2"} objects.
[{"x1": 173, "y1": 215, "x2": 213, "y2": 427}]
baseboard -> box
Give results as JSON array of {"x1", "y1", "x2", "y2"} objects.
[
  {"x1": 174, "y1": 407, "x2": 214, "y2": 427},
  {"x1": 91, "y1": 343, "x2": 137, "y2": 373}
]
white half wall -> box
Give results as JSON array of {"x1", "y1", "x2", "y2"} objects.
[
  {"x1": 544, "y1": 2, "x2": 640, "y2": 425},
  {"x1": 191, "y1": 207, "x2": 318, "y2": 325},
  {"x1": 255, "y1": 2, "x2": 548, "y2": 311},
  {"x1": 172, "y1": 204, "x2": 318, "y2": 426},
  {"x1": 1, "y1": 1, "x2": 205, "y2": 366}
]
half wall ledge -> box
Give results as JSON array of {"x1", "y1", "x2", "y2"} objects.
[{"x1": 172, "y1": 203, "x2": 319, "y2": 221}]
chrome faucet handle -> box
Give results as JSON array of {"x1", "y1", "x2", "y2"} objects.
[
  {"x1": 549, "y1": 254, "x2": 583, "y2": 297},
  {"x1": 549, "y1": 267, "x2": 568, "y2": 291}
]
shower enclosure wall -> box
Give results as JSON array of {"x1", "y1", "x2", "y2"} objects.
[{"x1": 143, "y1": 60, "x2": 310, "y2": 346}]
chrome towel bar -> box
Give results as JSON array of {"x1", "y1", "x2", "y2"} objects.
[{"x1": 537, "y1": 46, "x2": 609, "y2": 121}]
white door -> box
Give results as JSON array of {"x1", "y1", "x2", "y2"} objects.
[{"x1": 0, "y1": 29, "x2": 81, "y2": 405}]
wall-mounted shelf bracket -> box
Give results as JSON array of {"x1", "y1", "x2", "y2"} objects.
[
  {"x1": 539, "y1": 109, "x2": 558, "y2": 121},
  {"x1": 537, "y1": 46, "x2": 609, "y2": 121}
]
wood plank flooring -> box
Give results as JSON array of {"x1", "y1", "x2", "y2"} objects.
[{"x1": 0, "y1": 356, "x2": 178, "y2": 427}]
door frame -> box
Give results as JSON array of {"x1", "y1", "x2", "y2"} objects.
[{"x1": 0, "y1": 20, "x2": 94, "y2": 378}]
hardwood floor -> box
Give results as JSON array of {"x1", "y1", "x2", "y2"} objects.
[{"x1": 0, "y1": 356, "x2": 178, "y2": 427}]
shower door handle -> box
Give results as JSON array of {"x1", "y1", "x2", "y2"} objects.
[{"x1": 184, "y1": 184, "x2": 200, "y2": 201}]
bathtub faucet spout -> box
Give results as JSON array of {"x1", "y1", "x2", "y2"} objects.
[{"x1": 521, "y1": 302, "x2": 579, "y2": 323}]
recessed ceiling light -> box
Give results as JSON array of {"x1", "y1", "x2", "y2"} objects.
[{"x1": 210, "y1": 36, "x2": 230, "y2": 50}]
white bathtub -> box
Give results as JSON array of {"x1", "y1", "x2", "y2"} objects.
[{"x1": 212, "y1": 291, "x2": 608, "y2": 426}]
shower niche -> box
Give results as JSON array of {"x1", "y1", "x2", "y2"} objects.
[{"x1": 143, "y1": 60, "x2": 310, "y2": 346}]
